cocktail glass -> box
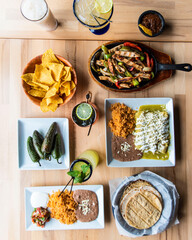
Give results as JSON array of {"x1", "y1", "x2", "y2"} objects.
[{"x1": 73, "y1": 0, "x2": 113, "y2": 35}]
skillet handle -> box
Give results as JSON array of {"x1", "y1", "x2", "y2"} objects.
[{"x1": 157, "y1": 63, "x2": 192, "y2": 72}]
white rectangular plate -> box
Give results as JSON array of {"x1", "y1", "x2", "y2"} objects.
[
  {"x1": 105, "y1": 98, "x2": 175, "y2": 167},
  {"x1": 18, "y1": 118, "x2": 70, "y2": 170},
  {"x1": 25, "y1": 185, "x2": 104, "y2": 231}
]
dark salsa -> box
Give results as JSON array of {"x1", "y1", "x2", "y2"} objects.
[
  {"x1": 141, "y1": 13, "x2": 162, "y2": 35},
  {"x1": 31, "y1": 207, "x2": 50, "y2": 228}
]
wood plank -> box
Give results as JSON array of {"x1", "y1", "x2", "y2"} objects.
[
  {"x1": 1, "y1": 0, "x2": 192, "y2": 41},
  {"x1": 0, "y1": 39, "x2": 192, "y2": 240}
]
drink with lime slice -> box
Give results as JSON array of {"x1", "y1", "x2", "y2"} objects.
[
  {"x1": 72, "y1": 102, "x2": 98, "y2": 127},
  {"x1": 69, "y1": 159, "x2": 93, "y2": 183},
  {"x1": 73, "y1": 0, "x2": 113, "y2": 35},
  {"x1": 68, "y1": 149, "x2": 99, "y2": 183}
]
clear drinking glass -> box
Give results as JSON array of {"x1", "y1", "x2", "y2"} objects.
[
  {"x1": 20, "y1": 0, "x2": 58, "y2": 31},
  {"x1": 73, "y1": 0, "x2": 113, "y2": 35}
]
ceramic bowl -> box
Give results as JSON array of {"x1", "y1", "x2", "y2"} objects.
[{"x1": 22, "y1": 54, "x2": 77, "y2": 106}]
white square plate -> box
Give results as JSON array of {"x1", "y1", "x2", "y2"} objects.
[
  {"x1": 105, "y1": 98, "x2": 175, "y2": 167},
  {"x1": 18, "y1": 118, "x2": 70, "y2": 170},
  {"x1": 25, "y1": 185, "x2": 104, "y2": 231}
]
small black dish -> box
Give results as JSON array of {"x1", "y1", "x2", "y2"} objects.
[
  {"x1": 70, "y1": 159, "x2": 93, "y2": 182},
  {"x1": 138, "y1": 10, "x2": 165, "y2": 37}
]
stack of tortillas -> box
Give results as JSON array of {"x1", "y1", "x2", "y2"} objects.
[{"x1": 120, "y1": 180, "x2": 163, "y2": 229}]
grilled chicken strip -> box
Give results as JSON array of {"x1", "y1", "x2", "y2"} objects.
[
  {"x1": 109, "y1": 44, "x2": 124, "y2": 53},
  {"x1": 135, "y1": 73, "x2": 151, "y2": 79},
  {"x1": 115, "y1": 51, "x2": 140, "y2": 58},
  {"x1": 108, "y1": 58, "x2": 115, "y2": 75},
  {"x1": 119, "y1": 83, "x2": 131, "y2": 88},
  {"x1": 100, "y1": 68, "x2": 113, "y2": 76},
  {"x1": 127, "y1": 61, "x2": 143, "y2": 71},
  {"x1": 112, "y1": 59, "x2": 125, "y2": 74},
  {"x1": 99, "y1": 76, "x2": 117, "y2": 84},
  {"x1": 112, "y1": 54, "x2": 132, "y2": 65},
  {"x1": 96, "y1": 60, "x2": 105, "y2": 66},
  {"x1": 118, "y1": 77, "x2": 134, "y2": 82}
]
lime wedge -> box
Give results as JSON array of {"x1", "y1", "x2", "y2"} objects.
[
  {"x1": 95, "y1": 0, "x2": 113, "y2": 14},
  {"x1": 76, "y1": 103, "x2": 93, "y2": 121},
  {"x1": 78, "y1": 150, "x2": 99, "y2": 169}
]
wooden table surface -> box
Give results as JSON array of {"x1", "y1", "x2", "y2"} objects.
[
  {"x1": 1, "y1": 0, "x2": 192, "y2": 41},
  {"x1": 0, "y1": 39, "x2": 192, "y2": 240},
  {"x1": 1, "y1": 0, "x2": 192, "y2": 239}
]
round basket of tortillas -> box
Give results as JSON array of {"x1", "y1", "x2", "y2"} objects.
[{"x1": 109, "y1": 171, "x2": 179, "y2": 238}]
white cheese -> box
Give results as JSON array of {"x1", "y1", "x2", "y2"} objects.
[
  {"x1": 79, "y1": 199, "x2": 90, "y2": 215},
  {"x1": 133, "y1": 110, "x2": 169, "y2": 154},
  {"x1": 120, "y1": 142, "x2": 131, "y2": 152}
]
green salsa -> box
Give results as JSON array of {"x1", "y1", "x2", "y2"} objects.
[
  {"x1": 139, "y1": 104, "x2": 166, "y2": 112},
  {"x1": 142, "y1": 151, "x2": 169, "y2": 160}
]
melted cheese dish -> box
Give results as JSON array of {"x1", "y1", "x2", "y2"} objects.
[{"x1": 134, "y1": 109, "x2": 170, "y2": 158}]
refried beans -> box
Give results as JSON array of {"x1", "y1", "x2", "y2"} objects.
[
  {"x1": 73, "y1": 190, "x2": 98, "y2": 222},
  {"x1": 112, "y1": 135, "x2": 143, "y2": 161}
]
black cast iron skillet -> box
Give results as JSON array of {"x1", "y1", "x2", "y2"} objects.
[{"x1": 89, "y1": 41, "x2": 192, "y2": 92}]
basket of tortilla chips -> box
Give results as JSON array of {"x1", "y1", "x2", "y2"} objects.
[{"x1": 21, "y1": 49, "x2": 77, "y2": 112}]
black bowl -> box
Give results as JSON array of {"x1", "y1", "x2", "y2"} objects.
[
  {"x1": 70, "y1": 159, "x2": 93, "y2": 182},
  {"x1": 138, "y1": 10, "x2": 165, "y2": 37}
]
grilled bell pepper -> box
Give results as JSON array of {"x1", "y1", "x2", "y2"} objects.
[
  {"x1": 144, "y1": 52, "x2": 150, "y2": 67},
  {"x1": 125, "y1": 71, "x2": 133, "y2": 77},
  {"x1": 104, "y1": 53, "x2": 112, "y2": 60},
  {"x1": 123, "y1": 42, "x2": 142, "y2": 52},
  {"x1": 115, "y1": 81, "x2": 122, "y2": 89},
  {"x1": 150, "y1": 58, "x2": 154, "y2": 69},
  {"x1": 132, "y1": 79, "x2": 139, "y2": 86},
  {"x1": 101, "y1": 45, "x2": 109, "y2": 54}
]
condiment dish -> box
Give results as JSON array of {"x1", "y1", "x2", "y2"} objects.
[{"x1": 138, "y1": 10, "x2": 165, "y2": 37}]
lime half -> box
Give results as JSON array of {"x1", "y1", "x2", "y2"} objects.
[
  {"x1": 76, "y1": 103, "x2": 93, "y2": 121},
  {"x1": 95, "y1": 0, "x2": 113, "y2": 14}
]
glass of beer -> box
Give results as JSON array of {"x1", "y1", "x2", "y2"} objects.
[
  {"x1": 20, "y1": 0, "x2": 58, "y2": 31},
  {"x1": 73, "y1": 0, "x2": 113, "y2": 35}
]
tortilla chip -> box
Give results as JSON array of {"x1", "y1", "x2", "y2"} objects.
[
  {"x1": 60, "y1": 68, "x2": 66, "y2": 78},
  {"x1": 34, "y1": 64, "x2": 55, "y2": 86},
  {"x1": 40, "y1": 98, "x2": 50, "y2": 112},
  {"x1": 34, "y1": 82, "x2": 49, "y2": 91},
  {"x1": 28, "y1": 89, "x2": 46, "y2": 98},
  {"x1": 21, "y1": 73, "x2": 38, "y2": 87},
  {"x1": 48, "y1": 63, "x2": 64, "y2": 82},
  {"x1": 70, "y1": 81, "x2": 76, "y2": 91},
  {"x1": 49, "y1": 103, "x2": 59, "y2": 112},
  {"x1": 45, "y1": 82, "x2": 60, "y2": 98},
  {"x1": 42, "y1": 49, "x2": 60, "y2": 67},
  {"x1": 46, "y1": 94, "x2": 63, "y2": 106},
  {"x1": 61, "y1": 66, "x2": 71, "y2": 82},
  {"x1": 62, "y1": 82, "x2": 71, "y2": 96},
  {"x1": 59, "y1": 85, "x2": 66, "y2": 95}
]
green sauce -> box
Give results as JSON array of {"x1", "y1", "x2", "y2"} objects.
[
  {"x1": 142, "y1": 151, "x2": 169, "y2": 160},
  {"x1": 139, "y1": 104, "x2": 166, "y2": 111}
]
